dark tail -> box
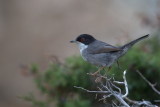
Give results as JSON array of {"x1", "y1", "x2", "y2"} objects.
[
  {"x1": 121, "y1": 34, "x2": 149, "y2": 50},
  {"x1": 119, "y1": 34, "x2": 149, "y2": 57}
]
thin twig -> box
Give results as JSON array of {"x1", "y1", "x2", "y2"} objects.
[
  {"x1": 114, "y1": 94, "x2": 130, "y2": 107},
  {"x1": 74, "y1": 86, "x2": 109, "y2": 94},
  {"x1": 154, "y1": 100, "x2": 160, "y2": 103},
  {"x1": 136, "y1": 70, "x2": 160, "y2": 95},
  {"x1": 125, "y1": 97, "x2": 158, "y2": 107},
  {"x1": 113, "y1": 81, "x2": 124, "y2": 84},
  {"x1": 110, "y1": 81, "x2": 122, "y2": 94},
  {"x1": 99, "y1": 94, "x2": 112, "y2": 101}
]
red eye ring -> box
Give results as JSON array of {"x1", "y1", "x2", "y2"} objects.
[{"x1": 80, "y1": 38, "x2": 85, "y2": 42}]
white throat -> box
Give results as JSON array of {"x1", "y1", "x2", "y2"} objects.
[{"x1": 77, "y1": 42, "x2": 88, "y2": 54}]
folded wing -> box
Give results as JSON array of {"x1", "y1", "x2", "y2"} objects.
[{"x1": 88, "y1": 41, "x2": 122, "y2": 54}]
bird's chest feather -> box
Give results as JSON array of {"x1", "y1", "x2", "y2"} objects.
[{"x1": 78, "y1": 43, "x2": 88, "y2": 61}]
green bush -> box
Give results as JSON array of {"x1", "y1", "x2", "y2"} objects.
[
  {"x1": 22, "y1": 35, "x2": 160, "y2": 107},
  {"x1": 23, "y1": 56, "x2": 99, "y2": 107}
]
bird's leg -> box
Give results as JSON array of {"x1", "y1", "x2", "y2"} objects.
[
  {"x1": 103, "y1": 66, "x2": 112, "y2": 77},
  {"x1": 116, "y1": 60, "x2": 122, "y2": 70},
  {"x1": 89, "y1": 66, "x2": 105, "y2": 76},
  {"x1": 108, "y1": 66, "x2": 112, "y2": 71}
]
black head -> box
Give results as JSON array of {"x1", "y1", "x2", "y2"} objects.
[{"x1": 71, "y1": 34, "x2": 96, "y2": 45}]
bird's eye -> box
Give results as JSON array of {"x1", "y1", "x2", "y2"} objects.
[{"x1": 80, "y1": 38, "x2": 85, "y2": 42}]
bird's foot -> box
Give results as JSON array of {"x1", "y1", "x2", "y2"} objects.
[
  {"x1": 87, "y1": 71, "x2": 99, "y2": 77},
  {"x1": 87, "y1": 66, "x2": 105, "y2": 77},
  {"x1": 87, "y1": 66, "x2": 106, "y2": 83},
  {"x1": 87, "y1": 72, "x2": 101, "y2": 83},
  {"x1": 103, "y1": 66, "x2": 112, "y2": 77},
  {"x1": 95, "y1": 76, "x2": 102, "y2": 83}
]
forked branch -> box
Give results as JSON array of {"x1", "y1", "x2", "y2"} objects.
[
  {"x1": 136, "y1": 70, "x2": 160, "y2": 95},
  {"x1": 74, "y1": 70, "x2": 159, "y2": 106}
]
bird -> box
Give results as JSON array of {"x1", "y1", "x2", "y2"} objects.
[{"x1": 70, "y1": 34, "x2": 149, "y2": 75}]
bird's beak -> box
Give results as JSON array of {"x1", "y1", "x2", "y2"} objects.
[{"x1": 70, "y1": 40, "x2": 77, "y2": 43}]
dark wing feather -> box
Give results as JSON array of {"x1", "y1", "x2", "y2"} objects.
[
  {"x1": 88, "y1": 40, "x2": 122, "y2": 54},
  {"x1": 94, "y1": 45, "x2": 121, "y2": 53}
]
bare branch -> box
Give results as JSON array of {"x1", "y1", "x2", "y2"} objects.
[
  {"x1": 125, "y1": 97, "x2": 158, "y2": 107},
  {"x1": 99, "y1": 94, "x2": 112, "y2": 101},
  {"x1": 74, "y1": 70, "x2": 159, "y2": 107},
  {"x1": 136, "y1": 70, "x2": 160, "y2": 95},
  {"x1": 154, "y1": 100, "x2": 160, "y2": 103},
  {"x1": 110, "y1": 81, "x2": 122, "y2": 94},
  {"x1": 74, "y1": 71, "x2": 130, "y2": 107},
  {"x1": 113, "y1": 81, "x2": 124, "y2": 84},
  {"x1": 74, "y1": 86, "x2": 109, "y2": 94},
  {"x1": 122, "y1": 70, "x2": 128, "y2": 98}
]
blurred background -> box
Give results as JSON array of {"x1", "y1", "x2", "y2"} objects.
[{"x1": 0, "y1": 0, "x2": 160, "y2": 107}]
